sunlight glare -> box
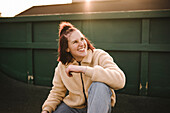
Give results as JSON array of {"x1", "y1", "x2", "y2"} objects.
[{"x1": 0, "y1": 0, "x2": 72, "y2": 17}]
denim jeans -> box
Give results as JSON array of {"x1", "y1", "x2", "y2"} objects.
[{"x1": 53, "y1": 82, "x2": 112, "y2": 113}]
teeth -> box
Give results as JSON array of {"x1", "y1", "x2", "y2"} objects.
[{"x1": 79, "y1": 48, "x2": 85, "y2": 51}]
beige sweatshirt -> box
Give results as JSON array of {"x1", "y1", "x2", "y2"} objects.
[{"x1": 42, "y1": 49, "x2": 126, "y2": 113}]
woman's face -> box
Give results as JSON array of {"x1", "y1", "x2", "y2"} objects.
[{"x1": 66, "y1": 30, "x2": 88, "y2": 62}]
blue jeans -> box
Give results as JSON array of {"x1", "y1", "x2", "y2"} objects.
[{"x1": 53, "y1": 82, "x2": 112, "y2": 113}]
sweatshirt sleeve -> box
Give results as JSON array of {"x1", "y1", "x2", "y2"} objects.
[
  {"x1": 85, "y1": 49, "x2": 126, "y2": 90},
  {"x1": 42, "y1": 63, "x2": 67, "y2": 113}
]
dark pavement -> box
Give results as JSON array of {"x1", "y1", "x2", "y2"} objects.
[{"x1": 0, "y1": 71, "x2": 170, "y2": 113}]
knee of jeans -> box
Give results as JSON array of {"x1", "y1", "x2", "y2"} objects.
[{"x1": 88, "y1": 82, "x2": 112, "y2": 96}]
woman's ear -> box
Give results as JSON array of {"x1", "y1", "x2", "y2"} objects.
[{"x1": 66, "y1": 48, "x2": 70, "y2": 52}]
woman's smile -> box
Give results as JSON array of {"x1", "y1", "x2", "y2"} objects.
[
  {"x1": 78, "y1": 48, "x2": 85, "y2": 52},
  {"x1": 67, "y1": 30, "x2": 88, "y2": 61}
]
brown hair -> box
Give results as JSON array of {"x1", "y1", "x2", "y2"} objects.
[{"x1": 57, "y1": 22, "x2": 95, "y2": 65}]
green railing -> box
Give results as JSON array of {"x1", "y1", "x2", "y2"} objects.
[{"x1": 0, "y1": 10, "x2": 170, "y2": 98}]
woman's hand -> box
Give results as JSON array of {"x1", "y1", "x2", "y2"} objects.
[
  {"x1": 41, "y1": 110, "x2": 49, "y2": 113},
  {"x1": 65, "y1": 65, "x2": 87, "y2": 77}
]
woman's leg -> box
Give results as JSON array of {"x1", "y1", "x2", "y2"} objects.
[
  {"x1": 53, "y1": 102, "x2": 87, "y2": 113},
  {"x1": 87, "y1": 82, "x2": 112, "y2": 113}
]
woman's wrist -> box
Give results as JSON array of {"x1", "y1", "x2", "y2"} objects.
[{"x1": 81, "y1": 66, "x2": 87, "y2": 74}]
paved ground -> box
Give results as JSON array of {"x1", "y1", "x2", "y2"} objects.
[{"x1": 0, "y1": 71, "x2": 170, "y2": 113}]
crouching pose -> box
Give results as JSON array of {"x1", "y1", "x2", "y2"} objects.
[{"x1": 41, "y1": 22, "x2": 126, "y2": 113}]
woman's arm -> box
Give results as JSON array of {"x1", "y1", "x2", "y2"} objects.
[
  {"x1": 65, "y1": 65, "x2": 87, "y2": 77},
  {"x1": 42, "y1": 63, "x2": 67, "y2": 113},
  {"x1": 85, "y1": 49, "x2": 126, "y2": 90}
]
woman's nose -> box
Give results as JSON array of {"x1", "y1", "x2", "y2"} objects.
[{"x1": 79, "y1": 41, "x2": 83, "y2": 46}]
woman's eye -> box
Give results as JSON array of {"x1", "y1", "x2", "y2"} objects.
[
  {"x1": 81, "y1": 37, "x2": 84, "y2": 41},
  {"x1": 73, "y1": 41, "x2": 78, "y2": 44}
]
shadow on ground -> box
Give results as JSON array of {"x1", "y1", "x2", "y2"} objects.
[{"x1": 0, "y1": 71, "x2": 170, "y2": 113}]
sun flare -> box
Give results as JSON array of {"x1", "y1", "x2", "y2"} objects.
[{"x1": 0, "y1": 0, "x2": 72, "y2": 17}]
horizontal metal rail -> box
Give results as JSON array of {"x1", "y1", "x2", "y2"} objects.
[
  {"x1": 0, "y1": 42, "x2": 170, "y2": 52},
  {"x1": 0, "y1": 9, "x2": 170, "y2": 23}
]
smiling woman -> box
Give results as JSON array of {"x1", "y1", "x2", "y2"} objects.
[
  {"x1": 66, "y1": 30, "x2": 88, "y2": 62},
  {"x1": 58, "y1": 22, "x2": 94, "y2": 64},
  {"x1": 41, "y1": 22, "x2": 126, "y2": 113}
]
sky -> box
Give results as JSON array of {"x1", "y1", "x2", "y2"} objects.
[{"x1": 0, "y1": 0, "x2": 72, "y2": 17}]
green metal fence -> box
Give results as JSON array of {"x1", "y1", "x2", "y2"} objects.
[{"x1": 0, "y1": 10, "x2": 170, "y2": 98}]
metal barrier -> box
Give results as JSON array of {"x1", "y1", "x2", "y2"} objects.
[{"x1": 0, "y1": 10, "x2": 170, "y2": 97}]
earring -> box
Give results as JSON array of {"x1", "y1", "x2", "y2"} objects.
[{"x1": 66, "y1": 48, "x2": 70, "y2": 52}]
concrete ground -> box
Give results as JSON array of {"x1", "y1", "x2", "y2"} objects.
[{"x1": 0, "y1": 71, "x2": 170, "y2": 113}]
